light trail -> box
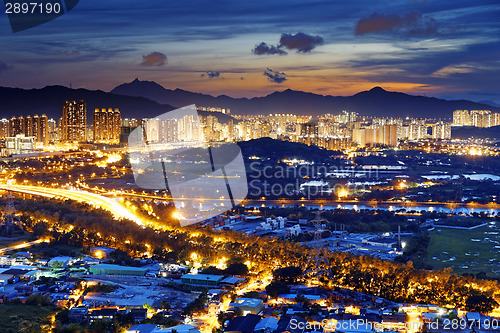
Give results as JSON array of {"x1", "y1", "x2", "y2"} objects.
[
  {"x1": 0, "y1": 184, "x2": 145, "y2": 226},
  {"x1": 0, "y1": 238, "x2": 49, "y2": 254}
]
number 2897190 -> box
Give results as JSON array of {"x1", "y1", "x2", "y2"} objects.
[{"x1": 5, "y1": 2, "x2": 62, "y2": 14}]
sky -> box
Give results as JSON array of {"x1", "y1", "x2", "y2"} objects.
[{"x1": 0, "y1": 0, "x2": 499, "y2": 103}]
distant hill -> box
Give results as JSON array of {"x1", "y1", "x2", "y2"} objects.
[
  {"x1": 0, "y1": 85, "x2": 175, "y2": 121},
  {"x1": 237, "y1": 137, "x2": 341, "y2": 162},
  {"x1": 0, "y1": 85, "x2": 235, "y2": 124},
  {"x1": 2, "y1": 81, "x2": 498, "y2": 122},
  {"x1": 452, "y1": 126, "x2": 500, "y2": 140},
  {"x1": 111, "y1": 79, "x2": 500, "y2": 118}
]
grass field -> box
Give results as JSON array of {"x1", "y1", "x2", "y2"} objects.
[
  {"x1": 425, "y1": 222, "x2": 500, "y2": 277},
  {"x1": 0, "y1": 303, "x2": 57, "y2": 333}
]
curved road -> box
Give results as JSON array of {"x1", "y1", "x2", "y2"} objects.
[
  {"x1": 0, "y1": 238, "x2": 49, "y2": 254},
  {"x1": 0, "y1": 184, "x2": 145, "y2": 226}
]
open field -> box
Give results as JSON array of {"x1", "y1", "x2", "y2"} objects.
[{"x1": 425, "y1": 222, "x2": 500, "y2": 277}]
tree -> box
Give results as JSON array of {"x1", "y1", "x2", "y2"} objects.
[
  {"x1": 465, "y1": 294, "x2": 498, "y2": 314},
  {"x1": 265, "y1": 281, "x2": 290, "y2": 299},
  {"x1": 224, "y1": 262, "x2": 249, "y2": 276},
  {"x1": 55, "y1": 308, "x2": 70, "y2": 325},
  {"x1": 273, "y1": 266, "x2": 302, "y2": 284}
]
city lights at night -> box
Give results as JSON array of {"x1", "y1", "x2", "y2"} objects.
[{"x1": 0, "y1": 0, "x2": 500, "y2": 332}]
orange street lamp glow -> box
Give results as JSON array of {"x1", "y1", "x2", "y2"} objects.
[{"x1": 338, "y1": 188, "x2": 348, "y2": 199}]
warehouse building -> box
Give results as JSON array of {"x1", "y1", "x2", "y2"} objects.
[
  {"x1": 89, "y1": 264, "x2": 149, "y2": 276},
  {"x1": 181, "y1": 274, "x2": 224, "y2": 286},
  {"x1": 229, "y1": 298, "x2": 264, "y2": 315}
]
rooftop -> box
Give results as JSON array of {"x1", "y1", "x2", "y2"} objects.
[
  {"x1": 90, "y1": 264, "x2": 149, "y2": 272},
  {"x1": 181, "y1": 273, "x2": 224, "y2": 282},
  {"x1": 230, "y1": 298, "x2": 263, "y2": 308}
]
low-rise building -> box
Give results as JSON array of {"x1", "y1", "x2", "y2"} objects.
[
  {"x1": 229, "y1": 298, "x2": 264, "y2": 315},
  {"x1": 225, "y1": 314, "x2": 261, "y2": 333},
  {"x1": 181, "y1": 274, "x2": 224, "y2": 286},
  {"x1": 89, "y1": 264, "x2": 149, "y2": 276}
]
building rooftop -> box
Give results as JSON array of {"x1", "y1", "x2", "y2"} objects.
[
  {"x1": 225, "y1": 314, "x2": 261, "y2": 333},
  {"x1": 278, "y1": 294, "x2": 322, "y2": 300},
  {"x1": 181, "y1": 273, "x2": 224, "y2": 282},
  {"x1": 90, "y1": 264, "x2": 149, "y2": 272},
  {"x1": 221, "y1": 276, "x2": 245, "y2": 284},
  {"x1": 254, "y1": 317, "x2": 279, "y2": 332},
  {"x1": 231, "y1": 298, "x2": 263, "y2": 308}
]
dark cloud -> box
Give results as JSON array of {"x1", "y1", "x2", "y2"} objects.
[
  {"x1": 355, "y1": 12, "x2": 438, "y2": 36},
  {"x1": 252, "y1": 42, "x2": 287, "y2": 55},
  {"x1": 201, "y1": 71, "x2": 222, "y2": 79},
  {"x1": 140, "y1": 52, "x2": 167, "y2": 66},
  {"x1": 0, "y1": 61, "x2": 10, "y2": 73},
  {"x1": 253, "y1": 32, "x2": 324, "y2": 55},
  {"x1": 279, "y1": 32, "x2": 324, "y2": 53},
  {"x1": 263, "y1": 68, "x2": 287, "y2": 84}
]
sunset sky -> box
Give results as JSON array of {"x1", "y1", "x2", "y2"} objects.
[{"x1": 0, "y1": 0, "x2": 499, "y2": 102}]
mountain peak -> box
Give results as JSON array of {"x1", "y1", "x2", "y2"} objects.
[{"x1": 369, "y1": 86, "x2": 387, "y2": 93}]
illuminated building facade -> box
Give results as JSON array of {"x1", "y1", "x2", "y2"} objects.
[
  {"x1": 93, "y1": 108, "x2": 121, "y2": 142},
  {"x1": 61, "y1": 100, "x2": 87, "y2": 141},
  {"x1": 431, "y1": 121, "x2": 451, "y2": 139},
  {"x1": 6, "y1": 114, "x2": 49, "y2": 145},
  {"x1": 453, "y1": 109, "x2": 495, "y2": 128}
]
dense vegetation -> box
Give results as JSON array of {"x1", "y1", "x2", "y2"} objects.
[{"x1": 7, "y1": 194, "x2": 499, "y2": 311}]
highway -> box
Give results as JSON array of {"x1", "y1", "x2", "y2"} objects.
[
  {"x1": 0, "y1": 238, "x2": 49, "y2": 254},
  {"x1": 0, "y1": 184, "x2": 145, "y2": 226}
]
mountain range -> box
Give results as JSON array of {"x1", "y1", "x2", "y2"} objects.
[
  {"x1": 1, "y1": 80, "x2": 499, "y2": 122},
  {"x1": 111, "y1": 79, "x2": 500, "y2": 118}
]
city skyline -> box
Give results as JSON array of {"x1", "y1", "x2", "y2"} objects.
[
  {"x1": 0, "y1": 0, "x2": 499, "y2": 103},
  {"x1": 0, "y1": 2, "x2": 500, "y2": 331}
]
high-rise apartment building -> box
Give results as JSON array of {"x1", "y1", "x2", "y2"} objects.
[
  {"x1": 9, "y1": 116, "x2": 24, "y2": 137},
  {"x1": 431, "y1": 121, "x2": 451, "y2": 140},
  {"x1": 0, "y1": 119, "x2": 8, "y2": 139},
  {"x1": 453, "y1": 110, "x2": 471, "y2": 126},
  {"x1": 6, "y1": 114, "x2": 49, "y2": 145},
  {"x1": 61, "y1": 100, "x2": 87, "y2": 141},
  {"x1": 453, "y1": 109, "x2": 492, "y2": 127},
  {"x1": 493, "y1": 113, "x2": 500, "y2": 127},
  {"x1": 48, "y1": 118, "x2": 57, "y2": 142},
  {"x1": 383, "y1": 124, "x2": 398, "y2": 146},
  {"x1": 471, "y1": 110, "x2": 491, "y2": 128},
  {"x1": 93, "y1": 108, "x2": 121, "y2": 142},
  {"x1": 409, "y1": 119, "x2": 427, "y2": 140},
  {"x1": 352, "y1": 124, "x2": 398, "y2": 147}
]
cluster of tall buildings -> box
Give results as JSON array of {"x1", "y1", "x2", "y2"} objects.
[
  {"x1": 0, "y1": 114, "x2": 54, "y2": 146},
  {"x1": 196, "y1": 106, "x2": 230, "y2": 114},
  {"x1": 453, "y1": 109, "x2": 500, "y2": 128},
  {"x1": 58, "y1": 101, "x2": 122, "y2": 143},
  {"x1": 201, "y1": 111, "x2": 451, "y2": 149},
  {"x1": 5, "y1": 102, "x2": 492, "y2": 155},
  {"x1": 142, "y1": 114, "x2": 202, "y2": 143},
  {"x1": 0, "y1": 100, "x2": 125, "y2": 155}
]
